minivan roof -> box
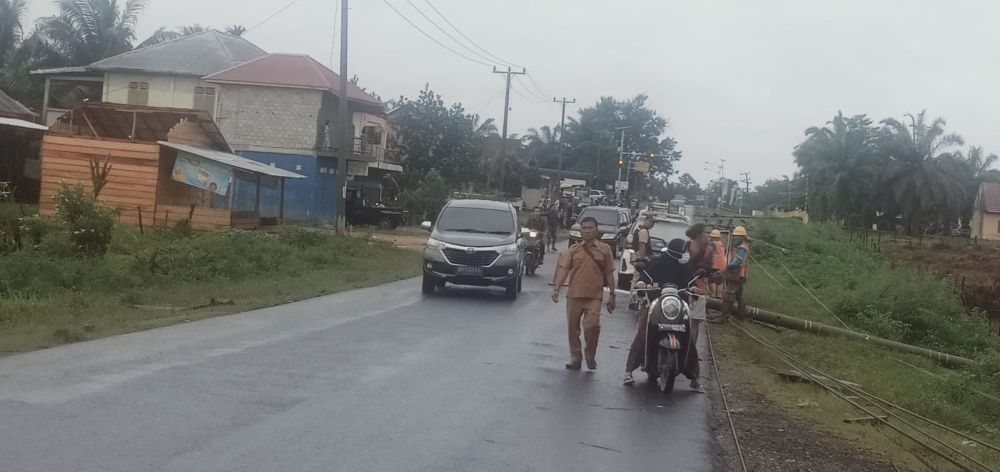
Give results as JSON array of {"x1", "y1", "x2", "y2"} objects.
[{"x1": 446, "y1": 199, "x2": 513, "y2": 210}]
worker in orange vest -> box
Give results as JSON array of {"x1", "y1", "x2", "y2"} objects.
[
  {"x1": 708, "y1": 229, "x2": 727, "y2": 298},
  {"x1": 713, "y1": 226, "x2": 750, "y2": 322}
]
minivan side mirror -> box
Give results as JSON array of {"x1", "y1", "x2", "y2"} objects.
[{"x1": 420, "y1": 221, "x2": 433, "y2": 231}]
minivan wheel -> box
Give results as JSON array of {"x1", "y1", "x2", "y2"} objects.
[
  {"x1": 505, "y1": 280, "x2": 518, "y2": 300},
  {"x1": 422, "y1": 274, "x2": 436, "y2": 294}
]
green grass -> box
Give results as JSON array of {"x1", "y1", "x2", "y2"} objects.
[
  {"x1": 0, "y1": 225, "x2": 421, "y2": 354},
  {"x1": 719, "y1": 220, "x2": 1000, "y2": 470}
]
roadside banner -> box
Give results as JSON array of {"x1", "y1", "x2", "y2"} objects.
[{"x1": 172, "y1": 153, "x2": 232, "y2": 196}]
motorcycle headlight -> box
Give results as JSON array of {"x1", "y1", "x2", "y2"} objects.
[
  {"x1": 660, "y1": 296, "x2": 682, "y2": 321},
  {"x1": 529, "y1": 231, "x2": 538, "y2": 238},
  {"x1": 601, "y1": 233, "x2": 615, "y2": 240},
  {"x1": 425, "y1": 238, "x2": 445, "y2": 250},
  {"x1": 500, "y1": 243, "x2": 519, "y2": 255},
  {"x1": 570, "y1": 230, "x2": 581, "y2": 238}
]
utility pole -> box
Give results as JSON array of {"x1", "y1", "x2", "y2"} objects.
[
  {"x1": 739, "y1": 171, "x2": 751, "y2": 215},
  {"x1": 704, "y1": 159, "x2": 726, "y2": 210},
  {"x1": 614, "y1": 127, "x2": 630, "y2": 198},
  {"x1": 335, "y1": 0, "x2": 350, "y2": 232},
  {"x1": 492, "y1": 66, "x2": 526, "y2": 194},
  {"x1": 552, "y1": 97, "x2": 575, "y2": 194}
]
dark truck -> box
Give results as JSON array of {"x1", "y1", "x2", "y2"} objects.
[{"x1": 346, "y1": 198, "x2": 408, "y2": 229}]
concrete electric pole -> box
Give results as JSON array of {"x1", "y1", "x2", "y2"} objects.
[
  {"x1": 492, "y1": 66, "x2": 526, "y2": 194},
  {"x1": 552, "y1": 97, "x2": 575, "y2": 189},
  {"x1": 335, "y1": 0, "x2": 350, "y2": 232}
]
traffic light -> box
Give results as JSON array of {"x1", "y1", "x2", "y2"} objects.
[
  {"x1": 618, "y1": 159, "x2": 624, "y2": 166},
  {"x1": 648, "y1": 152, "x2": 655, "y2": 158}
]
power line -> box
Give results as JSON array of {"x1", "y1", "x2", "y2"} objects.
[
  {"x1": 525, "y1": 73, "x2": 550, "y2": 100},
  {"x1": 402, "y1": 0, "x2": 503, "y2": 67},
  {"x1": 513, "y1": 75, "x2": 546, "y2": 102},
  {"x1": 423, "y1": 0, "x2": 524, "y2": 69},
  {"x1": 247, "y1": 0, "x2": 306, "y2": 32},
  {"x1": 382, "y1": 0, "x2": 494, "y2": 67}
]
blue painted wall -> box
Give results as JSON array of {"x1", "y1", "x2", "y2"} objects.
[{"x1": 237, "y1": 150, "x2": 340, "y2": 222}]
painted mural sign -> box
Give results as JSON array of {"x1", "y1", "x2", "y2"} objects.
[{"x1": 172, "y1": 153, "x2": 232, "y2": 196}]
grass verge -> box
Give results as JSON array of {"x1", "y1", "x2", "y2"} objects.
[
  {"x1": 718, "y1": 221, "x2": 1000, "y2": 470},
  {"x1": 0, "y1": 226, "x2": 421, "y2": 355}
]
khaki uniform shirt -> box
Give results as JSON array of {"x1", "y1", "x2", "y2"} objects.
[{"x1": 559, "y1": 240, "x2": 614, "y2": 299}]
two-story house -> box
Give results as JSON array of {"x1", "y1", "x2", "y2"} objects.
[
  {"x1": 33, "y1": 30, "x2": 401, "y2": 222},
  {"x1": 203, "y1": 53, "x2": 400, "y2": 220}
]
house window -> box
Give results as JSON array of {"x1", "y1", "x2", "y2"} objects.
[
  {"x1": 193, "y1": 86, "x2": 217, "y2": 117},
  {"x1": 127, "y1": 81, "x2": 149, "y2": 106}
]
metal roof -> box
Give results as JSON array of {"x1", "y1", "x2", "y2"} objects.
[
  {"x1": 51, "y1": 103, "x2": 230, "y2": 151},
  {"x1": 0, "y1": 89, "x2": 35, "y2": 119},
  {"x1": 204, "y1": 53, "x2": 381, "y2": 105},
  {"x1": 979, "y1": 182, "x2": 1000, "y2": 214},
  {"x1": 0, "y1": 116, "x2": 48, "y2": 131},
  {"x1": 86, "y1": 30, "x2": 266, "y2": 76},
  {"x1": 158, "y1": 141, "x2": 305, "y2": 179}
]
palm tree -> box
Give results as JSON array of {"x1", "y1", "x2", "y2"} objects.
[
  {"x1": 472, "y1": 116, "x2": 497, "y2": 137},
  {"x1": 38, "y1": 0, "x2": 148, "y2": 66},
  {"x1": 225, "y1": 25, "x2": 246, "y2": 37},
  {"x1": 0, "y1": 0, "x2": 27, "y2": 67},
  {"x1": 793, "y1": 112, "x2": 880, "y2": 224},
  {"x1": 878, "y1": 111, "x2": 967, "y2": 233},
  {"x1": 954, "y1": 146, "x2": 1000, "y2": 225},
  {"x1": 523, "y1": 125, "x2": 561, "y2": 168}
]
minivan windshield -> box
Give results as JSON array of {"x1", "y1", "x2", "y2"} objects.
[
  {"x1": 436, "y1": 207, "x2": 514, "y2": 235},
  {"x1": 579, "y1": 208, "x2": 619, "y2": 226}
]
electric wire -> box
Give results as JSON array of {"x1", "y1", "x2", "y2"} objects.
[
  {"x1": 382, "y1": 0, "x2": 495, "y2": 67},
  {"x1": 402, "y1": 0, "x2": 503, "y2": 67},
  {"x1": 247, "y1": 0, "x2": 306, "y2": 32},
  {"x1": 422, "y1": 0, "x2": 524, "y2": 68}
]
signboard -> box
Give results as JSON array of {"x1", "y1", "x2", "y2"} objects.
[
  {"x1": 172, "y1": 153, "x2": 232, "y2": 196},
  {"x1": 347, "y1": 161, "x2": 369, "y2": 177},
  {"x1": 615, "y1": 180, "x2": 630, "y2": 191},
  {"x1": 633, "y1": 161, "x2": 650, "y2": 173}
]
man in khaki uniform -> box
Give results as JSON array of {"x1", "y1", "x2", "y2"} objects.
[{"x1": 551, "y1": 216, "x2": 617, "y2": 370}]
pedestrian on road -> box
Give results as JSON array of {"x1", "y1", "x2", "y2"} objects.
[
  {"x1": 684, "y1": 224, "x2": 712, "y2": 391},
  {"x1": 546, "y1": 204, "x2": 560, "y2": 251},
  {"x1": 552, "y1": 216, "x2": 617, "y2": 371}
]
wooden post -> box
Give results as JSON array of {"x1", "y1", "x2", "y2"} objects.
[
  {"x1": 130, "y1": 111, "x2": 137, "y2": 141},
  {"x1": 254, "y1": 174, "x2": 261, "y2": 214},
  {"x1": 279, "y1": 178, "x2": 285, "y2": 222},
  {"x1": 42, "y1": 77, "x2": 51, "y2": 124}
]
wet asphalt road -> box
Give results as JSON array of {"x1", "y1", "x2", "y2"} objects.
[{"x1": 0, "y1": 247, "x2": 713, "y2": 472}]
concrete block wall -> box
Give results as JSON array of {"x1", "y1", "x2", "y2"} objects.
[{"x1": 216, "y1": 84, "x2": 323, "y2": 152}]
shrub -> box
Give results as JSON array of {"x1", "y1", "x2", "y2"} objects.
[{"x1": 53, "y1": 184, "x2": 118, "y2": 256}]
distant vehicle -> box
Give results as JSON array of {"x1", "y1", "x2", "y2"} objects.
[
  {"x1": 568, "y1": 206, "x2": 631, "y2": 255},
  {"x1": 420, "y1": 199, "x2": 524, "y2": 300},
  {"x1": 346, "y1": 198, "x2": 408, "y2": 229}
]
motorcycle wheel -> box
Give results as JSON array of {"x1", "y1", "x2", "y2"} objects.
[
  {"x1": 524, "y1": 254, "x2": 535, "y2": 275},
  {"x1": 658, "y1": 349, "x2": 677, "y2": 394}
]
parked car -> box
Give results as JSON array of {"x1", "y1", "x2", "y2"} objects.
[
  {"x1": 420, "y1": 199, "x2": 525, "y2": 300},
  {"x1": 568, "y1": 206, "x2": 631, "y2": 255},
  {"x1": 346, "y1": 198, "x2": 408, "y2": 229}
]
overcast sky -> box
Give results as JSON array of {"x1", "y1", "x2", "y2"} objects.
[{"x1": 26, "y1": 0, "x2": 1000, "y2": 186}]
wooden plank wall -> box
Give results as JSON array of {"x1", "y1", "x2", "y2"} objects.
[
  {"x1": 155, "y1": 204, "x2": 232, "y2": 231},
  {"x1": 39, "y1": 135, "x2": 159, "y2": 226}
]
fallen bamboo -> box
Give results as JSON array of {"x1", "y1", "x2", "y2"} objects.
[{"x1": 705, "y1": 297, "x2": 976, "y2": 368}]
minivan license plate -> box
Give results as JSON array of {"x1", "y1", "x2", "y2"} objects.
[{"x1": 456, "y1": 266, "x2": 484, "y2": 276}]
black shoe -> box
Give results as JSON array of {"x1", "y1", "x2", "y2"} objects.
[
  {"x1": 586, "y1": 359, "x2": 597, "y2": 370},
  {"x1": 565, "y1": 362, "x2": 582, "y2": 370}
]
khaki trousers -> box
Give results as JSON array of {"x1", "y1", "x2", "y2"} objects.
[{"x1": 567, "y1": 297, "x2": 603, "y2": 363}]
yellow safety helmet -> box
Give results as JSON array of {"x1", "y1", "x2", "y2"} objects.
[
  {"x1": 733, "y1": 226, "x2": 748, "y2": 237},
  {"x1": 709, "y1": 229, "x2": 721, "y2": 238}
]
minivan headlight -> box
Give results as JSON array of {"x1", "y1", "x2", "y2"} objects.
[
  {"x1": 569, "y1": 230, "x2": 581, "y2": 238},
  {"x1": 601, "y1": 233, "x2": 615, "y2": 240},
  {"x1": 500, "y1": 243, "x2": 519, "y2": 255},
  {"x1": 425, "y1": 238, "x2": 445, "y2": 250}
]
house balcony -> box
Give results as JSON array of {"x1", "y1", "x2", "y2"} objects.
[{"x1": 316, "y1": 137, "x2": 403, "y2": 170}]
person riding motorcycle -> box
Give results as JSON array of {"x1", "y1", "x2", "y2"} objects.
[{"x1": 624, "y1": 238, "x2": 701, "y2": 388}]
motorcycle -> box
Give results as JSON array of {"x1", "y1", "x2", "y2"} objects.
[
  {"x1": 634, "y1": 255, "x2": 700, "y2": 393},
  {"x1": 522, "y1": 227, "x2": 544, "y2": 276}
]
